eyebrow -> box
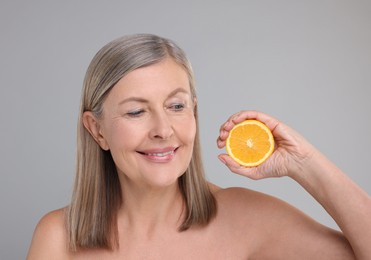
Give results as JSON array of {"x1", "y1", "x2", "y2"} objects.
[
  {"x1": 167, "y1": 87, "x2": 190, "y2": 98},
  {"x1": 118, "y1": 87, "x2": 190, "y2": 106}
]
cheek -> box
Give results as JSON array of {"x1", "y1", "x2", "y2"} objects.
[
  {"x1": 177, "y1": 116, "x2": 197, "y2": 144},
  {"x1": 104, "y1": 121, "x2": 140, "y2": 152}
]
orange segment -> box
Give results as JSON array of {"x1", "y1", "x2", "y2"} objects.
[{"x1": 226, "y1": 120, "x2": 274, "y2": 167}]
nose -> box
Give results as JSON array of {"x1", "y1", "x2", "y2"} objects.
[{"x1": 149, "y1": 111, "x2": 174, "y2": 140}]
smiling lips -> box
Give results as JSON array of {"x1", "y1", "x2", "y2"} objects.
[{"x1": 137, "y1": 147, "x2": 178, "y2": 162}]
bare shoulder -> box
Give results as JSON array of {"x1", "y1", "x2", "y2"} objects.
[
  {"x1": 211, "y1": 185, "x2": 354, "y2": 259},
  {"x1": 212, "y1": 185, "x2": 282, "y2": 214},
  {"x1": 27, "y1": 208, "x2": 69, "y2": 260},
  {"x1": 212, "y1": 186, "x2": 316, "y2": 234}
]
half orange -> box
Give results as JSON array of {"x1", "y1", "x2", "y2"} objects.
[{"x1": 226, "y1": 120, "x2": 275, "y2": 167}]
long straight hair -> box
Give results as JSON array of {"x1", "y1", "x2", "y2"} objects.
[{"x1": 67, "y1": 34, "x2": 216, "y2": 251}]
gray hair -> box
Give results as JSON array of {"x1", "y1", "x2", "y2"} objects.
[
  {"x1": 84, "y1": 34, "x2": 196, "y2": 117},
  {"x1": 67, "y1": 34, "x2": 216, "y2": 251}
]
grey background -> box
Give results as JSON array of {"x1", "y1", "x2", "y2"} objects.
[{"x1": 1, "y1": 1, "x2": 370, "y2": 259}]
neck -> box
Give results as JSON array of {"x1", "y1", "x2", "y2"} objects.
[{"x1": 118, "y1": 178, "x2": 184, "y2": 235}]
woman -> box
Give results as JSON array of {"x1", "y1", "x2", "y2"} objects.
[{"x1": 27, "y1": 34, "x2": 371, "y2": 259}]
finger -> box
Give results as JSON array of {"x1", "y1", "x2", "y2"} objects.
[
  {"x1": 217, "y1": 119, "x2": 235, "y2": 148},
  {"x1": 217, "y1": 128, "x2": 229, "y2": 148},
  {"x1": 217, "y1": 111, "x2": 251, "y2": 145},
  {"x1": 219, "y1": 110, "x2": 252, "y2": 132},
  {"x1": 245, "y1": 111, "x2": 280, "y2": 132},
  {"x1": 237, "y1": 111, "x2": 280, "y2": 129},
  {"x1": 219, "y1": 117, "x2": 234, "y2": 133},
  {"x1": 219, "y1": 110, "x2": 273, "y2": 133},
  {"x1": 227, "y1": 110, "x2": 254, "y2": 126},
  {"x1": 217, "y1": 136, "x2": 226, "y2": 149},
  {"x1": 218, "y1": 154, "x2": 265, "y2": 180},
  {"x1": 218, "y1": 154, "x2": 242, "y2": 168},
  {"x1": 217, "y1": 110, "x2": 282, "y2": 149}
]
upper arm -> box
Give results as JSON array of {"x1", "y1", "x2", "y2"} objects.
[
  {"x1": 27, "y1": 209, "x2": 69, "y2": 260},
  {"x1": 252, "y1": 195, "x2": 356, "y2": 259}
]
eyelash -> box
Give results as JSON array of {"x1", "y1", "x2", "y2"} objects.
[
  {"x1": 169, "y1": 103, "x2": 185, "y2": 111},
  {"x1": 126, "y1": 103, "x2": 186, "y2": 118},
  {"x1": 126, "y1": 109, "x2": 145, "y2": 117}
]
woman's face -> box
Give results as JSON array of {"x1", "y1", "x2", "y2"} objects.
[{"x1": 98, "y1": 58, "x2": 196, "y2": 189}]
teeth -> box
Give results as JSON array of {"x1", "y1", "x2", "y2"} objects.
[{"x1": 147, "y1": 150, "x2": 174, "y2": 157}]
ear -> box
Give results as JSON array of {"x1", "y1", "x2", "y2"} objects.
[
  {"x1": 82, "y1": 111, "x2": 110, "y2": 151},
  {"x1": 193, "y1": 97, "x2": 198, "y2": 114}
]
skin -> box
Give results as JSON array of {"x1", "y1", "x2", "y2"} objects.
[{"x1": 27, "y1": 58, "x2": 371, "y2": 259}]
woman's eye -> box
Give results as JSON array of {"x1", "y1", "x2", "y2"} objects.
[
  {"x1": 126, "y1": 109, "x2": 144, "y2": 117},
  {"x1": 170, "y1": 103, "x2": 185, "y2": 111}
]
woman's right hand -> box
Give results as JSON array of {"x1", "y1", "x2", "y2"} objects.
[{"x1": 216, "y1": 110, "x2": 317, "y2": 180}]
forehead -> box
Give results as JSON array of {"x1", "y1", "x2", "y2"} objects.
[{"x1": 108, "y1": 58, "x2": 191, "y2": 100}]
